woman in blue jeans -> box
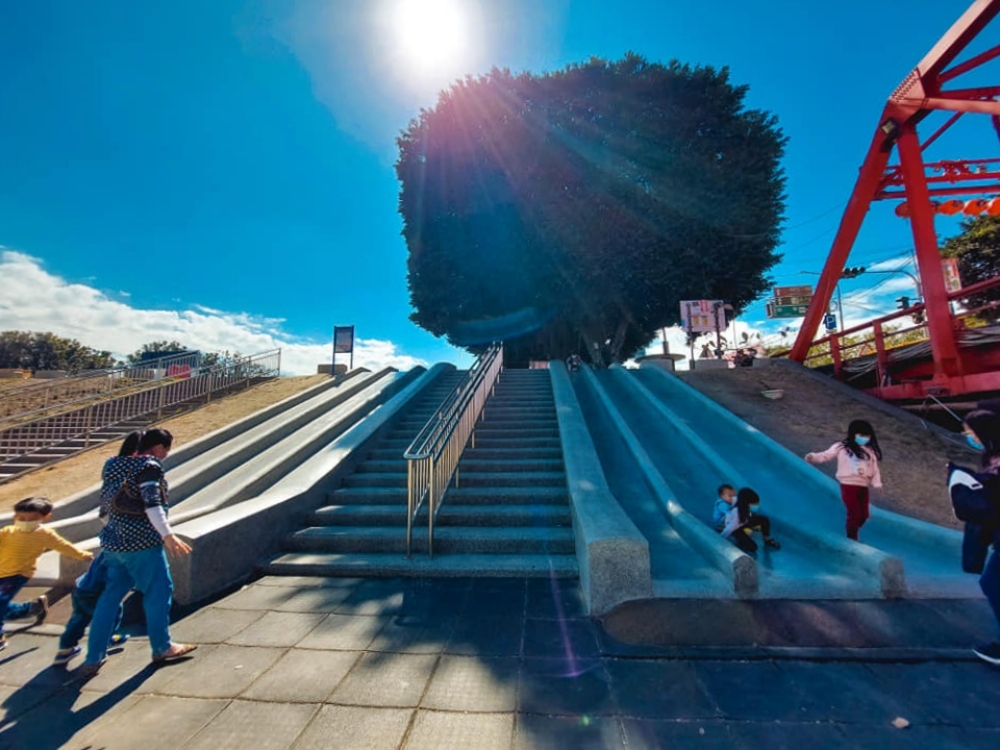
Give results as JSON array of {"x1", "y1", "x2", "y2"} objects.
[
  {"x1": 78, "y1": 429, "x2": 197, "y2": 679},
  {"x1": 961, "y1": 410, "x2": 1000, "y2": 666}
]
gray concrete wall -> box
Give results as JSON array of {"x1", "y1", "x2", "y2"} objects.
[{"x1": 549, "y1": 361, "x2": 652, "y2": 615}]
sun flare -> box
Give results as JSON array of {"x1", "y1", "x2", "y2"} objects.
[{"x1": 392, "y1": 0, "x2": 468, "y2": 75}]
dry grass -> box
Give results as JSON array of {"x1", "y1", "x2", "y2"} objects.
[{"x1": 0, "y1": 374, "x2": 329, "y2": 510}]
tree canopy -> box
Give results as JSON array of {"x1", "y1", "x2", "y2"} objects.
[
  {"x1": 941, "y1": 214, "x2": 1000, "y2": 322},
  {"x1": 0, "y1": 331, "x2": 116, "y2": 372},
  {"x1": 396, "y1": 54, "x2": 786, "y2": 365}
]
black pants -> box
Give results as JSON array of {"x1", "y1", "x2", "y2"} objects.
[{"x1": 729, "y1": 513, "x2": 771, "y2": 554}]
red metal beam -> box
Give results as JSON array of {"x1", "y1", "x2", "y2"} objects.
[
  {"x1": 912, "y1": 0, "x2": 1000, "y2": 83},
  {"x1": 940, "y1": 43, "x2": 1000, "y2": 82}
]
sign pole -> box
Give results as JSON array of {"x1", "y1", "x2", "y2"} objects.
[
  {"x1": 686, "y1": 303, "x2": 695, "y2": 365},
  {"x1": 331, "y1": 328, "x2": 337, "y2": 375}
]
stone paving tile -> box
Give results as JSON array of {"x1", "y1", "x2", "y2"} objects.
[
  {"x1": 621, "y1": 718, "x2": 733, "y2": 750},
  {"x1": 421, "y1": 655, "x2": 518, "y2": 712},
  {"x1": 69, "y1": 639, "x2": 177, "y2": 695},
  {"x1": 296, "y1": 613, "x2": 388, "y2": 651},
  {"x1": 847, "y1": 600, "x2": 974, "y2": 649},
  {"x1": 183, "y1": 699, "x2": 319, "y2": 750},
  {"x1": 850, "y1": 726, "x2": 1000, "y2": 750},
  {"x1": 225, "y1": 611, "x2": 326, "y2": 648},
  {"x1": 518, "y1": 657, "x2": 616, "y2": 717},
  {"x1": 462, "y1": 578, "x2": 526, "y2": 618},
  {"x1": 692, "y1": 660, "x2": 805, "y2": 722},
  {"x1": 254, "y1": 575, "x2": 365, "y2": 588},
  {"x1": 328, "y1": 652, "x2": 439, "y2": 708},
  {"x1": 403, "y1": 709, "x2": 513, "y2": 750},
  {"x1": 153, "y1": 644, "x2": 285, "y2": 699},
  {"x1": 368, "y1": 617, "x2": 455, "y2": 654},
  {"x1": 334, "y1": 579, "x2": 408, "y2": 616},
  {"x1": 780, "y1": 661, "x2": 912, "y2": 724},
  {"x1": 212, "y1": 584, "x2": 300, "y2": 611},
  {"x1": 525, "y1": 578, "x2": 587, "y2": 620},
  {"x1": 0, "y1": 683, "x2": 55, "y2": 726},
  {"x1": 0, "y1": 634, "x2": 74, "y2": 690},
  {"x1": 515, "y1": 713, "x2": 625, "y2": 750},
  {"x1": 606, "y1": 659, "x2": 718, "y2": 720},
  {"x1": 727, "y1": 721, "x2": 857, "y2": 750},
  {"x1": 862, "y1": 662, "x2": 1000, "y2": 728},
  {"x1": 241, "y1": 649, "x2": 359, "y2": 703},
  {"x1": 522, "y1": 617, "x2": 600, "y2": 658},
  {"x1": 0, "y1": 688, "x2": 143, "y2": 750},
  {"x1": 767, "y1": 601, "x2": 892, "y2": 648},
  {"x1": 271, "y1": 587, "x2": 356, "y2": 613},
  {"x1": 170, "y1": 606, "x2": 265, "y2": 644},
  {"x1": 289, "y1": 704, "x2": 413, "y2": 750},
  {"x1": 84, "y1": 694, "x2": 228, "y2": 750},
  {"x1": 445, "y1": 612, "x2": 523, "y2": 656}
]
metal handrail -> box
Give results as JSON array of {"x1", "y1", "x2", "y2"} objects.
[
  {"x1": 0, "y1": 350, "x2": 204, "y2": 423},
  {"x1": 0, "y1": 349, "x2": 281, "y2": 476},
  {"x1": 404, "y1": 343, "x2": 503, "y2": 557}
]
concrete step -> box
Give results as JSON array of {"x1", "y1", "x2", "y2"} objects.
[
  {"x1": 355, "y1": 460, "x2": 408, "y2": 473},
  {"x1": 259, "y1": 552, "x2": 578, "y2": 579},
  {"x1": 285, "y1": 526, "x2": 576, "y2": 555},
  {"x1": 479, "y1": 415, "x2": 557, "y2": 425},
  {"x1": 462, "y1": 447, "x2": 563, "y2": 461},
  {"x1": 457, "y1": 458, "x2": 564, "y2": 473},
  {"x1": 474, "y1": 426, "x2": 558, "y2": 438},
  {"x1": 341, "y1": 471, "x2": 564, "y2": 489},
  {"x1": 328, "y1": 485, "x2": 568, "y2": 506},
  {"x1": 309, "y1": 504, "x2": 572, "y2": 527},
  {"x1": 474, "y1": 436, "x2": 561, "y2": 449}
]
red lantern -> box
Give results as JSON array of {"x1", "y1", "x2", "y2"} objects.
[
  {"x1": 988, "y1": 196, "x2": 1000, "y2": 215},
  {"x1": 894, "y1": 202, "x2": 910, "y2": 218},
  {"x1": 963, "y1": 198, "x2": 988, "y2": 215},
  {"x1": 937, "y1": 199, "x2": 964, "y2": 215}
]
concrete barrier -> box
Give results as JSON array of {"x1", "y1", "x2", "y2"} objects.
[
  {"x1": 549, "y1": 361, "x2": 652, "y2": 615},
  {"x1": 101, "y1": 363, "x2": 456, "y2": 604},
  {"x1": 582, "y1": 366, "x2": 758, "y2": 596}
]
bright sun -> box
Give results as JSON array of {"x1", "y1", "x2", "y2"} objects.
[{"x1": 393, "y1": 0, "x2": 468, "y2": 74}]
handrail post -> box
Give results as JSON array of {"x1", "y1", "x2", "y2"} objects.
[
  {"x1": 873, "y1": 321, "x2": 889, "y2": 391},
  {"x1": 830, "y1": 334, "x2": 842, "y2": 380}
]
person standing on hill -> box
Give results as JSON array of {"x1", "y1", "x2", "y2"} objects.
[{"x1": 805, "y1": 419, "x2": 883, "y2": 541}]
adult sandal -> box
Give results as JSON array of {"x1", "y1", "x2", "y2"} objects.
[{"x1": 152, "y1": 643, "x2": 198, "y2": 663}]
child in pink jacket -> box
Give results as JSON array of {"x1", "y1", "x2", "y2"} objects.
[{"x1": 805, "y1": 419, "x2": 883, "y2": 540}]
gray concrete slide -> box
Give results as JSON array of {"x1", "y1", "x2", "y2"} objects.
[
  {"x1": 32, "y1": 366, "x2": 425, "y2": 583},
  {"x1": 632, "y1": 364, "x2": 974, "y2": 598},
  {"x1": 579, "y1": 365, "x2": 912, "y2": 598}
]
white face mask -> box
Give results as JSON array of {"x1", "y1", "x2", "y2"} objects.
[{"x1": 13, "y1": 520, "x2": 41, "y2": 532}]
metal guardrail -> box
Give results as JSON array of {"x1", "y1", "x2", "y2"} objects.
[
  {"x1": 0, "y1": 349, "x2": 281, "y2": 468},
  {"x1": 404, "y1": 344, "x2": 503, "y2": 557},
  {"x1": 0, "y1": 350, "x2": 204, "y2": 423}
]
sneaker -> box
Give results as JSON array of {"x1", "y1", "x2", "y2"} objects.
[
  {"x1": 75, "y1": 660, "x2": 105, "y2": 682},
  {"x1": 53, "y1": 646, "x2": 82, "y2": 666},
  {"x1": 973, "y1": 642, "x2": 1000, "y2": 665},
  {"x1": 764, "y1": 537, "x2": 782, "y2": 550},
  {"x1": 31, "y1": 595, "x2": 48, "y2": 627},
  {"x1": 110, "y1": 633, "x2": 130, "y2": 647},
  {"x1": 0, "y1": 636, "x2": 6, "y2": 652}
]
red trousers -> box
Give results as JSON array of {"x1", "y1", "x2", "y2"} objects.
[{"x1": 840, "y1": 484, "x2": 870, "y2": 540}]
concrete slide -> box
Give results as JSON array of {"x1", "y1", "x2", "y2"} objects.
[
  {"x1": 579, "y1": 365, "x2": 927, "y2": 598},
  {"x1": 30, "y1": 365, "x2": 426, "y2": 583}
]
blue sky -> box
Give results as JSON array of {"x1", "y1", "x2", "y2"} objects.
[{"x1": 1, "y1": 0, "x2": 996, "y2": 372}]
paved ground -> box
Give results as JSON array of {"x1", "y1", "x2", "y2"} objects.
[{"x1": 1, "y1": 576, "x2": 999, "y2": 749}]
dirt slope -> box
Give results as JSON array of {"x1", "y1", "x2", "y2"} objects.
[
  {"x1": 0, "y1": 374, "x2": 329, "y2": 510},
  {"x1": 677, "y1": 362, "x2": 978, "y2": 529}
]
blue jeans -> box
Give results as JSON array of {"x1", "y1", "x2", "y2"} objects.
[
  {"x1": 86, "y1": 546, "x2": 173, "y2": 664},
  {"x1": 981, "y1": 547, "x2": 1000, "y2": 638},
  {"x1": 0, "y1": 575, "x2": 31, "y2": 635},
  {"x1": 59, "y1": 587, "x2": 124, "y2": 651}
]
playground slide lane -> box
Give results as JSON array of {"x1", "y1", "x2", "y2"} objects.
[
  {"x1": 571, "y1": 368, "x2": 732, "y2": 598},
  {"x1": 635, "y1": 365, "x2": 976, "y2": 597},
  {"x1": 596, "y1": 367, "x2": 893, "y2": 599}
]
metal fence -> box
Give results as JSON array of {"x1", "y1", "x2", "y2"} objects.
[
  {"x1": 0, "y1": 350, "x2": 204, "y2": 423},
  {"x1": 0, "y1": 349, "x2": 281, "y2": 466},
  {"x1": 404, "y1": 343, "x2": 503, "y2": 557}
]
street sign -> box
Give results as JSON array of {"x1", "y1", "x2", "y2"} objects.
[
  {"x1": 824, "y1": 313, "x2": 837, "y2": 331},
  {"x1": 943, "y1": 257, "x2": 962, "y2": 292},
  {"x1": 766, "y1": 301, "x2": 810, "y2": 319},
  {"x1": 679, "y1": 300, "x2": 726, "y2": 333},
  {"x1": 773, "y1": 285, "x2": 812, "y2": 298},
  {"x1": 774, "y1": 295, "x2": 813, "y2": 306}
]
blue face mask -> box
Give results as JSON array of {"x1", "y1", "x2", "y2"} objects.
[
  {"x1": 966, "y1": 434, "x2": 985, "y2": 451},
  {"x1": 855, "y1": 436, "x2": 870, "y2": 446}
]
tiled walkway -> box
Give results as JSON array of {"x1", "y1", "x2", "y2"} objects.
[{"x1": 1, "y1": 577, "x2": 999, "y2": 749}]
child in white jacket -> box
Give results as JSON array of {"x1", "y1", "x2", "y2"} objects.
[{"x1": 805, "y1": 419, "x2": 883, "y2": 541}]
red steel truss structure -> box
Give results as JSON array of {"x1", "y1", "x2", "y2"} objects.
[{"x1": 789, "y1": 0, "x2": 1000, "y2": 398}]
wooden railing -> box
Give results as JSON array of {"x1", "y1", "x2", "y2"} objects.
[{"x1": 404, "y1": 344, "x2": 503, "y2": 557}]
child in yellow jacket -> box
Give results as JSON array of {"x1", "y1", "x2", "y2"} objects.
[{"x1": 0, "y1": 496, "x2": 93, "y2": 650}]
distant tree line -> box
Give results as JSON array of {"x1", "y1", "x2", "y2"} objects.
[{"x1": 0, "y1": 332, "x2": 220, "y2": 373}]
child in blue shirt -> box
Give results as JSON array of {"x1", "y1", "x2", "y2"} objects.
[
  {"x1": 53, "y1": 552, "x2": 129, "y2": 665},
  {"x1": 713, "y1": 484, "x2": 736, "y2": 532}
]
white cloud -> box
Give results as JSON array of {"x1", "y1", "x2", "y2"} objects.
[{"x1": 0, "y1": 249, "x2": 426, "y2": 375}]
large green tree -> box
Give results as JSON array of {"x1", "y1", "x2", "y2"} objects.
[
  {"x1": 0, "y1": 331, "x2": 116, "y2": 372},
  {"x1": 396, "y1": 54, "x2": 786, "y2": 365},
  {"x1": 941, "y1": 214, "x2": 1000, "y2": 322}
]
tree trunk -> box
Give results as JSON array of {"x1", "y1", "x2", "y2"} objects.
[{"x1": 609, "y1": 320, "x2": 629, "y2": 364}]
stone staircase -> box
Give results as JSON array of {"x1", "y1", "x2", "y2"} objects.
[{"x1": 261, "y1": 368, "x2": 578, "y2": 578}]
